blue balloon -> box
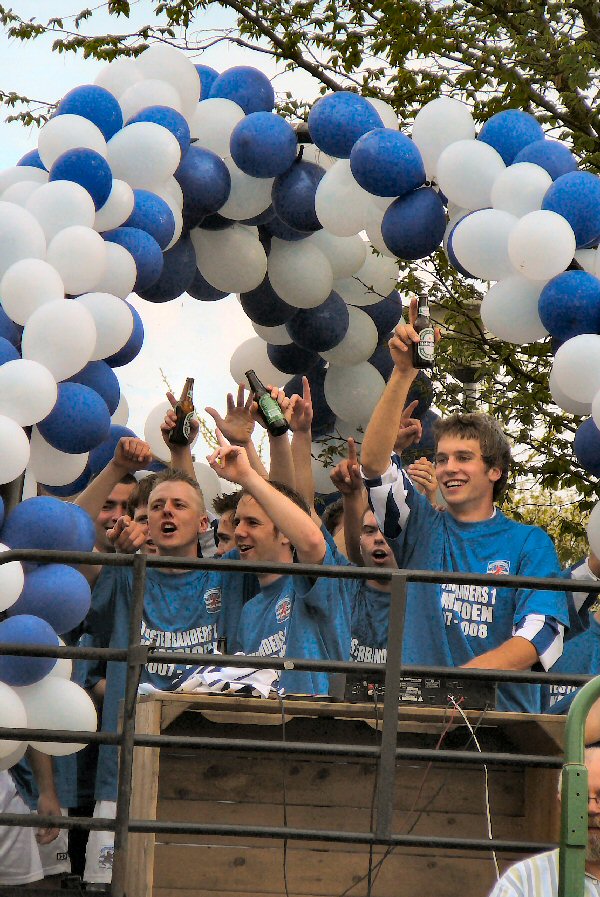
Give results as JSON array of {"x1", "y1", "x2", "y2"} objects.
[
  {"x1": 283, "y1": 362, "x2": 334, "y2": 437},
  {"x1": 49, "y1": 148, "x2": 113, "y2": 210},
  {"x1": 446, "y1": 217, "x2": 476, "y2": 277},
  {"x1": 1, "y1": 496, "x2": 96, "y2": 553},
  {"x1": 231, "y1": 112, "x2": 298, "y2": 178},
  {"x1": 382, "y1": 187, "x2": 446, "y2": 259},
  {"x1": 362, "y1": 290, "x2": 403, "y2": 341},
  {"x1": 538, "y1": 271, "x2": 600, "y2": 341},
  {"x1": 514, "y1": 139, "x2": 578, "y2": 180},
  {"x1": 68, "y1": 360, "x2": 120, "y2": 415},
  {"x1": 17, "y1": 149, "x2": 46, "y2": 171},
  {"x1": 89, "y1": 424, "x2": 137, "y2": 476},
  {"x1": 0, "y1": 496, "x2": 4, "y2": 531},
  {"x1": 175, "y1": 146, "x2": 231, "y2": 230},
  {"x1": 0, "y1": 615, "x2": 58, "y2": 686},
  {"x1": 308, "y1": 92, "x2": 383, "y2": 158},
  {"x1": 210, "y1": 66, "x2": 275, "y2": 114},
  {"x1": 195, "y1": 64, "x2": 219, "y2": 99},
  {"x1": 198, "y1": 212, "x2": 232, "y2": 230},
  {"x1": 42, "y1": 465, "x2": 93, "y2": 497},
  {"x1": 104, "y1": 301, "x2": 144, "y2": 367},
  {"x1": 406, "y1": 371, "x2": 434, "y2": 419},
  {"x1": 574, "y1": 418, "x2": 600, "y2": 476},
  {"x1": 57, "y1": 84, "x2": 123, "y2": 140},
  {"x1": 138, "y1": 233, "x2": 197, "y2": 303},
  {"x1": 240, "y1": 275, "x2": 296, "y2": 326},
  {"x1": 478, "y1": 109, "x2": 544, "y2": 165},
  {"x1": 103, "y1": 227, "x2": 164, "y2": 292},
  {"x1": 350, "y1": 129, "x2": 425, "y2": 197},
  {"x1": 123, "y1": 189, "x2": 175, "y2": 250},
  {"x1": 38, "y1": 382, "x2": 111, "y2": 454},
  {"x1": 187, "y1": 268, "x2": 227, "y2": 302},
  {"x1": 262, "y1": 214, "x2": 308, "y2": 242},
  {"x1": 8, "y1": 565, "x2": 91, "y2": 635},
  {"x1": 241, "y1": 205, "x2": 276, "y2": 227},
  {"x1": 542, "y1": 171, "x2": 600, "y2": 249},
  {"x1": 368, "y1": 343, "x2": 394, "y2": 380},
  {"x1": 0, "y1": 337, "x2": 20, "y2": 366},
  {"x1": 272, "y1": 160, "x2": 325, "y2": 233},
  {"x1": 126, "y1": 105, "x2": 191, "y2": 155},
  {"x1": 267, "y1": 342, "x2": 321, "y2": 375},
  {"x1": 285, "y1": 291, "x2": 349, "y2": 352},
  {"x1": 0, "y1": 306, "x2": 22, "y2": 348}
]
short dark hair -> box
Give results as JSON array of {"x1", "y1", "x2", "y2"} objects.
[
  {"x1": 321, "y1": 498, "x2": 343, "y2": 535},
  {"x1": 212, "y1": 491, "x2": 241, "y2": 517},
  {"x1": 91, "y1": 471, "x2": 136, "y2": 487},
  {"x1": 149, "y1": 468, "x2": 206, "y2": 514},
  {"x1": 239, "y1": 480, "x2": 311, "y2": 517},
  {"x1": 433, "y1": 412, "x2": 512, "y2": 500},
  {"x1": 126, "y1": 474, "x2": 158, "y2": 517}
]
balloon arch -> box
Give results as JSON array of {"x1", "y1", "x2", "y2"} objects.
[{"x1": 1, "y1": 44, "x2": 600, "y2": 745}]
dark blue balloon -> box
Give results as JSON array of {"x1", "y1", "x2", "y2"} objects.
[
  {"x1": 42, "y1": 465, "x2": 93, "y2": 497},
  {"x1": 0, "y1": 496, "x2": 4, "y2": 531},
  {"x1": 195, "y1": 64, "x2": 219, "y2": 99},
  {"x1": 89, "y1": 424, "x2": 137, "y2": 476},
  {"x1": 283, "y1": 361, "x2": 334, "y2": 437},
  {"x1": 362, "y1": 290, "x2": 403, "y2": 341},
  {"x1": 382, "y1": 187, "x2": 446, "y2": 259},
  {"x1": 272, "y1": 160, "x2": 325, "y2": 233},
  {"x1": 187, "y1": 268, "x2": 227, "y2": 302},
  {"x1": 0, "y1": 337, "x2": 20, "y2": 366},
  {"x1": 538, "y1": 271, "x2": 600, "y2": 341},
  {"x1": 406, "y1": 370, "x2": 434, "y2": 418},
  {"x1": 574, "y1": 417, "x2": 600, "y2": 476},
  {"x1": 478, "y1": 109, "x2": 544, "y2": 165},
  {"x1": 286, "y1": 291, "x2": 349, "y2": 352},
  {"x1": 0, "y1": 615, "x2": 58, "y2": 686},
  {"x1": 447, "y1": 218, "x2": 475, "y2": 277},
  {"x1": 308, "y1": 91, "x2": 383, "y2": 158},
  {"x1": 1, "y1": 496, "x2": 96, "y2": 553},
  {"x1": 138, "y1": 233, "x2": 197, "y2": 302},
  {"x1": 49, "y1": 148, "x2": 113, "y2": 210},
  {"x1": 123, "y1": 189, "x2": 175, "y2": 250},
  {"x1": 231, "y1": 112, "x2": 297, "y2": 178},
  {"x1": 175, "y1": 146, "x2": 231, "y2": 229},
  {"x1": 0, "y1": 306, "x2": 21, "y2": 348},
  {"x1": 267, "y1": 342, "x2": 321, "y2": 375},
  {"x1": 368, "y1": 343, "x2": 394, "y2": 380},
  {"x1": 514, "y1": 139, "x2": 578, "y2": 181},
  {"x1": 68, "y1": 360, "x2": 120, "y2": 415},
  {"x1": 103, "y1": 227, "x2": 164, "y2": 292},
  {"x1": 240, "y1": 275, "x2": 296, "y2": 325},
  {"x1": 8, "y1": 565, "x2": 91, "y2": 635},
  {"x1": 104, "y1": 301, "x2": 144, "y2": 367},
  {"x1": 241, "y1": 205, "x2": 276, "y2": 226},
  {"x1": 542, "y1": 171, "x2": 600, "y2": 249},
  {"x1": 17, "y1": 149, "x2": 46, "y2": 171},
  {"x1": 57, "y1": 84, "x2": 123, "y2": 140},
  {"x1": 38, "y1": 382, "x2": 111, "y2": 454},
  {"x1": 262, "y1": 214, "x2": 308, "y2": 241},
  {"x1": 350, "y1": 129, "x2": 425, "y2": 197},
  {"x1": 199, "y1": 212, "x2": 233, "y2": 230},
  {"x1": 210, "y1": 66, "x2": 275, "y2": 114},
  {"x1": 127, "y1": 105, "x2": 191, "y2": 156}
]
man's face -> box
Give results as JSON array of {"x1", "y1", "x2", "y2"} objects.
[
  {"x1": 359, "y1": 510, "x2": 397, "y2": 570},
  {"x1": 587, "y1": 750, "x2": 600, "y2": 862},
  {"x1": 234, "y1": 494, "x2": 290, "y2": 565},
  {"x1": 132, "y1": 505, "x2": 157, "y2": 555},
  {"x1": 215, "y1": 511, "x2": 236, "y2": 558},
  {"x1": 95, "y1": 482, "x2": 135, "y2": 551},
  {"x1": 147, "y1": 481, "x2": 208, "y2": 557},
  {"x1": 434, "y1": 436, "x2": 501, "y2": 515}
]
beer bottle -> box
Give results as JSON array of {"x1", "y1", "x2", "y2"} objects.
[
  {"x1": 411, "y1": 295, "x2": 435, "y2": 369},
  {"x1": 169, "y1": 378, "x2": 195, "y2": 446},
  {"x1": 245, "y1": 370, "x2": 289, "y2": 437}
]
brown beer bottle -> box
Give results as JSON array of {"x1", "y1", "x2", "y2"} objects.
[
  {"x1": 245, "y1": 370, "x2": 289, "y2": 437},
  {"x1": 169, "y1": 378, "x2": 195, "y2": 445},
  {"x1": 411, "y1": 295, "x2": 435, "y2": 369}
]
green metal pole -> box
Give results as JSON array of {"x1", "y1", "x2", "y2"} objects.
[{"x1": 559, "y1": 676, "x2": 600, "y2": 897}]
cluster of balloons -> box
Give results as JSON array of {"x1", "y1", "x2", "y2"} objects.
[{"x1": 0, "y1": 497, "x2": 98, "y2": 763}]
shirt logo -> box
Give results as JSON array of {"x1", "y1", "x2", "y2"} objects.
[
  {"x1": 487, "y1": 559, "x2": 510, "y2": 575},
  {"x1": 204, "y1": 588, "x2": 222, "y2": 613},
  {"x1": 275, "y1": 595, "x2": 292, "y2": 623}
]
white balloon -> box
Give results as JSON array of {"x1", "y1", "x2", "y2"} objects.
[
  {"x1": 267, "y1": 239, "x2": 333, "y2": 308},
  {"x1": 0, "y1": 258, "x2": 65, "y2": 324},
  {"x1": 90, "y1": 242, "x2": 136, "y2": 299},
  {"x1": 26, "y1": 180, "x2": 96, "y2": 242},
  {"x1": 189, "y1": 98, "x2": 245, "y2": 157},
  {"x1": 192, "y1": 225, "x2": 267, "y2": 294},
  {"x1": 193, "y1": 462, "x2": 222, "y2": 510},
  {"x1": 491, "y1": 163, "x2": 553, "y2": 218},
  {"x1": 311, "y1": 443, "x2": 343, "y2": 495},
  {"x1": 334, "y1": 417, "x2": 365, "y2": 444},
  {"x1": 1, "y1": 180, "x2": 41, "y2": 206},
  {"x1": 94, "y1": 179, "x2": 135, "y2": 232},
  {"x1": 219, "y1": 158, "x2": 274, "y2": 220},
  {"x1": 300, "y1": 144, "x2": 336, "y2": 170},
  {"x1": 22, "y1": 300, "x2": 97, "y2": 381},
  {"x1": 480, "y1": 277, "x2": 548, "y2": 344},
  {"x1": 50, "y1": 638, "x2": 72, "y2": 681},
  {"x1": 46, "y1": 225, "x2": 107, "y2": 296},
  {"x1": 444, "y1": 210, "x2": 469, "y2": 252},
  {"x1": 0, "y1": 360, "x2": 57, "y2": 426},
  {"x1": 307, "y1": 231, "x2": 367, "y2": 279},
  {"x1": 29, "y1": 426, "x2": 88, "y2": 486},
  {"x1": 367, "y1": 97, "x2": 399, "y2": 130},
  {"x1": 16, "y1": 678, "x2": 97, "y2": 755},
  {"x1": 320, "y1": 306, "x2": 378, "y2": 366},
  {"x1": 575, "y1": 249, "x2": 598, "y2": 275},
  {"x1": 229, "y1": 338, "x2": 286, "y2": 388},
  {"x1": 315, "y1": 159, "x2": 375, "y2": 236},
  {"x1": 335, "y1": 246, "x2": 398, "y2": 306},
  {"x1": 0, "y1": 543, "x2": 24, "y2": 614},
  {"x1": 364, "y1": 197, "x2": 398, "y2": 259},
  {"x1": 251, "y1": 321, "x2": 292, "y2": 345},
  {"x1": 0, "y1": 682, "x2": 27, "y2": 758},
  {"x1": 591, "y1": 389, "x2": 600, "y2": 430},
  {"x1": 587, "y1": 501, "x2": 600, "y2": 560},
  {"x1": 324, "y1": 362, "x2": 385, "y2": 425},
  {"x1": 451, "y1": 209, "x2": 518, "y2": 281},
  {"x1": 164, "y1": 205, "x2": 184, "y2": 250},
  {"x1": 550, "y1": 369, "x2": 592, "y2": 416},
  {"x1": 553, "y1": 334, "x2": 600, "y2": 402},
  {"x1": 0, "y1": 415, "x2": 31, "y2": 484},
  {"x1": 0, "y1": 166, "x2": 48, "y2": 194},
  {"x1": 411, "y1": 97, "x2": 476, "y2": 178},
  {"x1": 0, "y1": 201, "x2": 46, "y2": 279},
  {"x1": 0, "y1": 741, "x2": 27, "y2": 771},
  {"x1": 507, "y1": 210, "x2": 576, "y2": 282},
  {"x1": 119, "y1": 79, "x2": 183, "y2": 123},
  {"x1": 76, "y1": 292, "x2": 134, "y2": 360},
  {"x1": 154, "y1": 177, "x2": 184, "y2": 211},
  {"x1": 436, "y1": 139, "x2": 505, "y2": 210},
  {"x1": 144, "y1": 400, "x2": 172, "y2": 463},
  {"x1": 94, "y1": 58, "x2": 143, "y2": 99},
  {"x1": 38, "y1": 114, "x2": 107, "y2": 170},
  {"x1": 111, "y1": 392, "x2": 129, "y2": 426},
  {"x1": 108, "y1": 122, "x2": 181, "y2": 190},
  {"x1": 136, "y1": 44, "x2": 201, "y2": 122}
]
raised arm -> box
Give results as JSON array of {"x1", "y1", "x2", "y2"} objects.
[
  {"x1": 162, "y1": 390, "x2": 200, "y2": 479},
  {"x1": 330, "y1": 438, "x2": 366, "y2": 566},
  {"x1": 28, "y1": 748, "x2": 61, "y2": 845},
  {"x1": 288, "y1": 377, "x2": 319, "y2": 517},
  {"x1": 75, "y1": 437, "x2": 152, "y2": 523},
  {"x1": 205, "y1": 385, "x2": 268, "y2": 478}
]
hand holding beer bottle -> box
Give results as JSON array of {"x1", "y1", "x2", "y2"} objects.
[
  {"x1": 245, "y1": 370, "x2": 290, "y2": 437},
  {"x1": 162, "y1": 379, "x2": 199, "y2": 448},
  {"x1": 389, "y1": 296, "x2": 439, "y2": 377}
]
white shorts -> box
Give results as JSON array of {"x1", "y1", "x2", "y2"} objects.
[{"x1": 84, "y1": 800, "x2": 116, "y2": 883}]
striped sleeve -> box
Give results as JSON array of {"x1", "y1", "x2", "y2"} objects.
[
  {"x1": 513, "y1": 613, "x2": 564, "y2": 670},
  {"x1": 570, "y1": 557, "x2": 600, "y2": 613},
  {"x1": 361, "y1": 454, "x2": 412, "y2": 539},
  {"x1": 488, "y1": 850, "x2": 560, "y2": 896}
]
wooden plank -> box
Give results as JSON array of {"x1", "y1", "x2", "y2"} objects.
[
  {"x1": 523, "y1": 766, "x2": 560, "y2": 842},
  {"x1": 126, "y1": 700, "x2": 162, "y2": 897}
]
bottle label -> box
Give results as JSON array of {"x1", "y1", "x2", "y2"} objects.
[
  {"x1": 259, "y1": 395, "x2": 285, "y2": 425},
  {"x1": 182, "y1": 412, "x2": 193, "y2": 439},
  {"x1": 417, "y1": 327, "x2": 435, "y2": 362},
  {"x1": 418, "y1": 304, "x2": 430, "y2": 317}
]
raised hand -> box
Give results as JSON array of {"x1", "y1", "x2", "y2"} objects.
[
  {"x1": 407, "y1": 456, "x2": 438, "y2": 503},
  {"x1": 207, "y1": 429, "x2": 254, "y2": 484},
  {"x1": 393, "y1": 399, "x2": 422, "y2": 453},
  {"x1": 161, "y1": 391, "x2": 199, "y2": 448},
  {"x1": 330, "y1": 437, "x2": 363, "y2": 495},
  {"x1": 288, "y1": 376, "x2": 313, "y2": 433},
  {"x1": 107, "y1": 515, "x2": 148, "y2": 554},
  {"x1": 205, "y1": 385, "x2": 255, "y2": 445},
  {"x1": 113, "y1": 437, "x2": 153, "y2": 473},
  {"x1": 389, "y1": 297, "x2": 440, "y2": 375},
  {"x1": 251, "y1": 385, "x2": 293, "y2": 430}
]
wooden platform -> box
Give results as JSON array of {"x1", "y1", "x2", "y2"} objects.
[{"x1": 125, "y1": 694, "x2": 566, "y2": 897}]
